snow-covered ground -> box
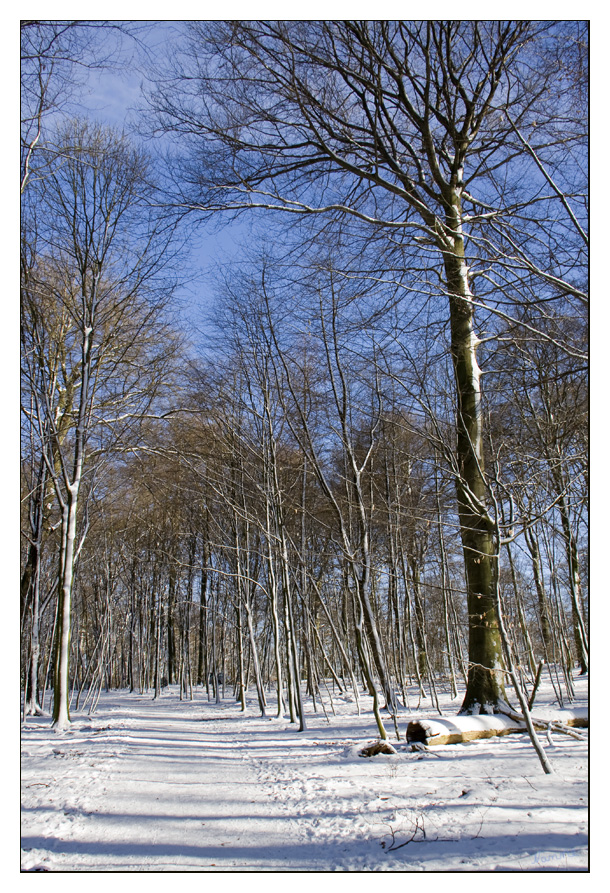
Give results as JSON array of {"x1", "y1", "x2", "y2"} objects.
[{"x1": 21, "y1": 675, "x2": 588, "y2": 872}]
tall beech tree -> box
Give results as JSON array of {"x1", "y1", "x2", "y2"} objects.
[
  {"x1": 150, "y1": 21, "x2": 587, "y2": 712},
  {"x1": 21, "y1": 119, "x2": 179, "y2": 728}
]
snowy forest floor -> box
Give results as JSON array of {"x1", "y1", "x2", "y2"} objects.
[{"x1": 21, "y1": 675, "x2": 588, "y2": 872}]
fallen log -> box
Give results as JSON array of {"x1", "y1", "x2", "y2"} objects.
[
  {"x1": 406, "y1": 707, "x2": 588, "y2": 747},
  {"x1": 406, "y1": 715, "x2": 523, "y2": 746},
  {"x1": 499, "y1": 707, "x2": 588, "y2": 740}
]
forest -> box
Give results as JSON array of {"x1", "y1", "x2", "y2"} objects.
[{"x1": 21, "y1": 21, "x2": 588, "y2": 750}]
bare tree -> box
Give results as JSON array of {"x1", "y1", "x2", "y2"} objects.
[
  {"x1": 149, "y1": 21, "x2": 587, "y2": 713},
  {"x1": 20, "y1": 20, "x2": 131, "y2": 193},
  {"x1": 21, "y1": 119, "x2": 179, "y2": 727}
]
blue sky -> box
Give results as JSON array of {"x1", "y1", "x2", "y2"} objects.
[{"x1": 69, "y1": 22, "x2": 249, "y2": 346}]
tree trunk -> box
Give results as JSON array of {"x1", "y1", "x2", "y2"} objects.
[
  {"x1": 444, "y1": 199, "x2": 506, "y2": 714},
  {"x1": 244, "y1": 598, "x2": 267, "y2": 717},
  {"x1": 556, "y1": 494, "x2": 588, "y2": 674},
  {"x1": 198, "y1": 540, "x2": 209, "y2": 687},
  {"x1": 24, "y1": 544, "x2": 44, "y2": 716},
  {"x1": 506, "y1": 543, "x2": 537, "y2": 677},
  {"x1": 524, "y1": 524, "x2": 552, "y2": 653},
  {"x1": 409, "y1": 557, "x2": 428, "y2": 682},
  {"x1": 52, "y1": 489, "x2": 79, "y2": 728}
]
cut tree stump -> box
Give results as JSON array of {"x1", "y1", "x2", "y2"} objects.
[{"x1": 359, "y1": 740, "x2": 398, "y2": 757}]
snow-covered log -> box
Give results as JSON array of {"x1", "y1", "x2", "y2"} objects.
[
  {"x1": 406, "y1": 708, "x2": 588, "y2": 746},
  {"x1": 499, "y1": 707, "x2": 588, "y2": 739},
  {"x1": 520, "y1": 706, "x2": 588, "y2": 728},
  {"x1": 406, "y1": 715, "x2": 523, "y2": 746}
]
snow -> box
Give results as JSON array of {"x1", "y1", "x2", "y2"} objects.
[{"x1": 21, "y1": 676, "x2": 588, "y2": 872}]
